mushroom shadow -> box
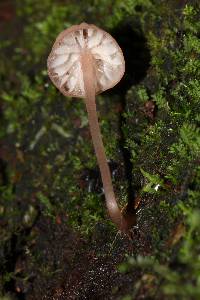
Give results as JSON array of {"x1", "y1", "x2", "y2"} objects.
[
  {"x1": 109, "y1": 22, "x2": 151, "y2": 95},
  {"x1": 106, "y1": 23, "x2": 151, "y2": 211}
]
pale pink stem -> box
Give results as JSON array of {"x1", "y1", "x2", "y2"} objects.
[{"x1": 81, "y1": 50, "x2": 128, "y2": 230}]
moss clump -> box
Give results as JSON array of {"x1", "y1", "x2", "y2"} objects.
[{"x1": 120, "y1": 1, "x2": 200, "y2": 299}]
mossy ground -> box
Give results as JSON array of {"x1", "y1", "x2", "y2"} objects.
[{"x1": 0, "y1": 0, "x2": 200, "y2": 299}]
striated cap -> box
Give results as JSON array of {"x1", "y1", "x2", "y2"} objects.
[{"x1": 47, "y1": 23, "x2": 125, "y2": 98}]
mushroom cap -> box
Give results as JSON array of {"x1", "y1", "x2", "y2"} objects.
[{"x1": 47, "y1": 23, "x2": 125, "y2": 98}]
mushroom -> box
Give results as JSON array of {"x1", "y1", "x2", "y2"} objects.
[{"x1": 47, "y1": 23, "x2": 134, "y2": 232}]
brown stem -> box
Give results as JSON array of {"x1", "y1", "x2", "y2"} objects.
[{"x1": 81, "y1": 50, "x2": 128, "y2": 231}]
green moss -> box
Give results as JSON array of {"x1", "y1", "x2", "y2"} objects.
[
  {"x1": 1, "y1": 0, "x2": 200, "y2": 298},
  {"x1": 119, "y1": 0, "x2": 200, "y2": 298}
]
